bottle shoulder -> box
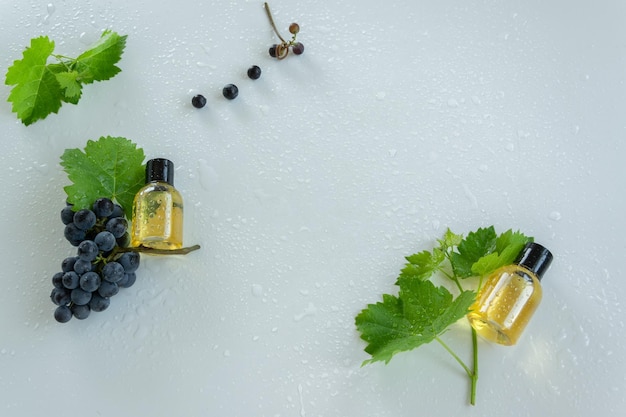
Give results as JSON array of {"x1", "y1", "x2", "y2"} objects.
[
  {"x1": 494, "y1": 264, "x2": 542, "y2": 287},
  {"x1": 136, "y1": 181, "x2": 183, "y2": 197}
]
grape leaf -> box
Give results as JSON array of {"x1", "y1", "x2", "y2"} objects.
[
  {"x1": 5, "y1": 36, "x2": 63, "y2": 125},
  {"x1": 60, "y1": 136, "x2": 145, "y2": 218},
  {"x1": 449, "y1": 226, "x2": 497, "y2": 278},
  {"x1": 355, "y1": 279, "x2": 475, "y2": 365},
  {"x1": 471, "y1": 230, "x2": 532, "y2": 276},
  {"x1": 438, "y1": 228, "x2": 463, "y2": 251},
  {"x1": 75, "y1": 30, "x2": 127, "y2": 83},
  {"x1": 396, "y1": 248, "x2": 445, "y2": 283},
  {"x1": 55, "y1": 71, "x2": 82, "y2": 99},
  {"x1": 5, "y1": 30, "x2": 127, "y2": 125}
]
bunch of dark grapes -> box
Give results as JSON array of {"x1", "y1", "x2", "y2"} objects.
[{"x1": 50, "y1": 198, "x2": 140, "y2": 323}]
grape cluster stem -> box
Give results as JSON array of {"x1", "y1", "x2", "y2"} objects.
[
  {"x1": 264, "y1": 2, "x2": 301, "y2": 59},
  {"x1": 116, "y1": 244, "x2": 201, "y2": 257}
]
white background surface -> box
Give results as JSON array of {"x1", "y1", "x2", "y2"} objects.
[{"x1": 1, "y1": 1, "x2": 625, "y2": 416}]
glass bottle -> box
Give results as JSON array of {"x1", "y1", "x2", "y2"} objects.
[
  {"x1": 131, "y1": 158, "x2": 184, "y2": 250},
  {"x1": 467, "y1": 242, "x2": 553, "y2": 345}
]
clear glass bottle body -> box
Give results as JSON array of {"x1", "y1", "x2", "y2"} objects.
[
  {"x1": 130, "y1": 182, "x2": 184, "y2": 250},
  {"x1": 467, "y1": 265, "x2": 542, "y2": 346}
]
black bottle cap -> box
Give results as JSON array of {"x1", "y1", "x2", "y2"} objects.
[
  {"x1": 515, "y1": 242, "x2": 553, "y2": 281},
  {"x1": 146, "y1": 158, "x2": 174, "y2": 185}
]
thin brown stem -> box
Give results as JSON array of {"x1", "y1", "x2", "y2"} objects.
[
  {"x1": 264, "y1": 2, "x2": 287, "y2": 43},
  {"x1": 114, "y1": 244, "x2": 201, "y2": 256}
]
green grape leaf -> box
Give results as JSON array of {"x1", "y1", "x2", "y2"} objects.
[
  {"x1": 471, "y1": 229, "x2": 533, "y2": 276},
  {"x1": 54, "y1": 70, "x2": 82, "y2": 99},
  {"x1": 449, "y1": 226, "x2": 497, "y2": 278},
  {"x1": 5, "y1": 36, "x2": 63, "y2": 125},
  {"x1": 396, "y1": 248, "x2": 445, "y2": 284},
  {"x1": 355, "y1": 280, "x2": 475, "y2": 365},
  {"x1": 60, "y1": 136, "x2": 145, "y2": 218},
  {"x1": 5, "y1": 30, "x2": 126, "y2": 125},
  {"x1": 438, "y1": 228, "x2": 463, "y2": 251},
  {"x1": 75, "y1": 30, "x2": 127, "y2": 83}
]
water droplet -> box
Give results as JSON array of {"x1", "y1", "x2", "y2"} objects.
[
  {"x1": 251, "y1": 284, "x2": 263, "y2": 297},
  {"x1": 549, "y1": 211, "x2": 562, "y2": 221},
  {"x1": 198, "y1": 159, "x2": 218, "y2": 191},
  {"x1": 375, "y1": 92, "x2": 386, "y2": 100},
  {"x1": 294, "y1": 302, "x2": 317, "y2": 322}
]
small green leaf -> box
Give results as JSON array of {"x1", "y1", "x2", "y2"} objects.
[
  {"x1": 54, "y1": 70, "x2": 82, "y2": 99},
  {"x1": 60, "y1": 136, "x2": 145, "y2": 218},
  {"x1": 438, "y1": 228, "x2": 463, "y2": 251},
  {"x1": 355, "y1": 280, "x2": 475, "y2": 365},
  {"x1": 450, "y1": 226, "x2": 497, "y2": 278},
  {"x1": 397, "y1": 248, "x2": 445, "y2": 284}
]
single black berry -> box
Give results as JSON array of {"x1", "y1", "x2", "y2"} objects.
[
  {"x1": 222, "y1": 84, "x2": 239, "y2": 100},
  {"x1": 292, "y1": 42, "x2": 305, "y2": 55},
  {"x1": 191, "y1": 94, "x2": 207, "y2": 109},
  {"x1": 247, "y1": 65, "x2": 262, "y2": 80},
  {"x1": 269, "y1": 44, "x2": 277, "y2": 58}
]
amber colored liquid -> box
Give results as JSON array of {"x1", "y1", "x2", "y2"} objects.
[
  {"x1": 130, "y1": 182, "x2": 184, "y2": 250},
  {"x1": 467, "y1": 265, "x2": 542, "y2": 345}
]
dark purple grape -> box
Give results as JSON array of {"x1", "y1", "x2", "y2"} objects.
[
  {"x1": 222, "y1": 84, "x2": 239, "y2": 100},
  {"x1": 118, "y1": 251, "x2": 140, "y2": 273},
  {"x1": 54, "y1": 305, "x2": 72, "y2": 323},
  {"x1": 52, "y1": 272, "x2": 64, "y2": 289},
  {"x1": 77, "y1": 240, "x2": 99, "y2": 262},
  {"x1": 73, "y1": 209, "x2": 96, "y2": 230},
  {"x1": 71, "y1": 304, "x2": 91, "y2": 320},
  {"x1": 61, "y1": 256, "x2": 77, "y2": 273},
  {"x1": 109, "y1": 204, "x2": 124, "y2": 219},
  {"x1": 118, "y1": 272, "x2": 137, "y2": 289},
  {"x1": 94, "y1": 231, "x2": 116, "y2": 252},
  {"x1": 98, "y1": 281, "x2": 119, "y2": 298},
  {"x1": 106, "y1": 217, "x2": 128, "y2": 238},
  {"x1": 61, "y1": 206, "x2": 75, "y2": 225},
  {"x1": 192, "y1": 94, "x2": 207, "y2": 109},
  {"x1": 292, "y1": 42, "x2": 304, "y2": 55},
  {"x1": 62, "y1": 271, "x2": 80, "y2": 290},
  {"x1": 71, "y1": 288, "x2": 92, "y2": 306},
  {"x1": 269, "y1": 44, "x2": 277, "y2": 57},
  {"x1": 50, "y1": 287, "x2": 71, "y2": 306},
  {"x1": 89, "y1": 294, "x2": 110, "y2": 312},
  {"x1": 80, "y1": 271, "x2": 101, "y2": 292},
  {"x1": 93, "y1": 198, "x2": 114, "y2": 218},
  {"x1": 64, "y1": 223, "x2": 86, "y2": 246},
  {"x1": 247, "y1": 65, "x2": 262, "y2": 80}
]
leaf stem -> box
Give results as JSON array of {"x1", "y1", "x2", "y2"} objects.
[
  {"x1": 435, "y1": 336, "x2": 472, "y2": 377},
  {"x1": 470, "y1": 327, "x2": 479, "y2": 406},
  {"x1": 444, "y1": 251, "x2": 479, "y2": 406}
]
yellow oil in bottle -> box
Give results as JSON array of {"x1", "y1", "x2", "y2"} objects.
[
  {"x1": 131, "y1": 183, "x2": 183, "y2": 250},
  {"x1": 467, "y1": 242, "x2": 553, "y2": 346},
  {"x1": 467, "y1": 266, "x2": 542, "y2": 345},
  {"x1": 130, "y1": 158, "x2": 184, "y2": 250}
]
